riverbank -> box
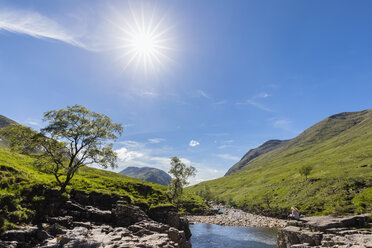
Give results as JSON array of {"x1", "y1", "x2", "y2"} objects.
[
  {"x1": 0, "y1": 197, "x2": 192, "y2": 248},
  {"x1": 187, "y1": 208, "x2": 287, "y2": 228},
  {"x1": 277, "y1": 214, "x2": 372, "y2": 247}
]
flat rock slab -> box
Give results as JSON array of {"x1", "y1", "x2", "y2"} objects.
[{"x1": 292, "y1": 214, "x2": 370, "y2": 232}]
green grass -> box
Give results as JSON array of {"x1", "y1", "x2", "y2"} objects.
[
  {"x1": 187, "y1": 110, "x2": 372, "y2": 217},
  {"x1": 0, "y1": 148, "x2": 169, "y2": 203},
  {"x1": 0, "y1": 148, "x2": 207, "y2": 232}
]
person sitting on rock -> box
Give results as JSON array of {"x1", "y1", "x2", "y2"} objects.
[{"x1": 288, "y1": 207, "x2": 300, "y2": 220}]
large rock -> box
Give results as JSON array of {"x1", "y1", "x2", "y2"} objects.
[
  {"x1": 112, "y1": 200, "x2": 149, "y2": 227},
  {"x1": 296, "y1": 214, "x2": 370, "y2": 232},
  {"x1": 63, "y1": 201, "x2": 112, "y2": 223},
  {"x1": 149, "y1": 205, "x2": 192, "y2": 239},
  {"x1": 70, "y1": 190, "x2": 129, "y2": 210},
  {"x1": 0, "y1": 226, "x2": 51, "y2": 248},
  {"x1": 277, "y1": 226, "x2": 322, "y2": 247},
  {"x1": 277, "y1": 214, "x2": 372, "y2": 248}
]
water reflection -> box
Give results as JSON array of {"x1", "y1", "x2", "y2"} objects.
[{"x1": 190, "y1": 223, "x2": 277, "y2": 248}]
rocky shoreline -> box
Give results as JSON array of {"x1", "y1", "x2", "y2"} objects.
[
  {"x1": 277, "y1": 214, "x2": 372, "y2": 248},
  {"x1": 187, "y1": 207, "x2": 287, "y2": 228},
  {"x1": 0, "y1": 190, "x2": 192, "y2": 248}
]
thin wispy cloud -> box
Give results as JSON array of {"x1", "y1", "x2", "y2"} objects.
[
  {"x1": 218, "y1": 145, "x2": 230, "y2": 149},
  {"x1": 0, "y1": 9, "x2": 88, "y2": 49},
  {"x1": 237, "y1": 92, "x2": 272, "y2": 112},
  {"x1": 148, "y1": 138, "x2": 165, "y2": 144},
  {"x1": 272, "y1": 119, "x2": 298, "y2": 133},
  {"x1": 25, "y1": 118, "x2": 39, "y2": 126},
  {"x1": 213, "y1": 100, "x2": 228, "y2": 105},
  {"x1": 206, "y1": 132, "x2": 229, "y2": 137},
  {"x1": 216, "y1": 154, "x2": 240, "y2": 161},
  {"x1": 245, "y1": 99, "x2": 272, "y2": 112},
  {"x1": 195, "y1": 90, "x2": 210, "y2": 99}
]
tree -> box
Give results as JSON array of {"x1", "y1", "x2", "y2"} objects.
[
  {"x1": 0, "y1": 105, "x2": 123, "y2": 192},
  {"x1": 0, "y1": 124, "x2": 40, "y2": 154},
  {"x1": 198, "y1": 185, "x2": 213, "y2": 202},
  {"x1": 299, "y1": 165, "x2": 313, "y2": 181},
  {"x1": 167, "y1": 157, "x2": 196, "y2": 201},
  {"x1": 262, "y1": 192, "x2": 273, "y2": 209}
]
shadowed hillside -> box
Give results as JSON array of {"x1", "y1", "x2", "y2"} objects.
[
  {"x1": 0, "y1": 115, "x2": 16, "y2": 129},
  {"x1": 188, "y1": 109, "x2": 372, "y2": 216}
]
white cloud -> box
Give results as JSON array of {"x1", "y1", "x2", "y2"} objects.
[
  {"x1": 189, "y1": 140, "x2": 200, "y2": 147},
  {"x1": 0, "y1": 9, "x2": 88, "y2": 49},
  {"x1": 187, "y1": 164, "x2": 225, "y2": 185},
  {"x1": 115, "y1": 145, "x2": 170, "y2": 172},
  {"x1": 216, "y1": 154, "x2": 240, "y2": 161},
  {"x1": 116, "y1": 147, "x2": 144, "y2": 162},
  {"x1": 148, "y1": 138, "x2": 165, "y2": 144}
]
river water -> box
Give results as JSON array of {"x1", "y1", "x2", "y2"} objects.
[{"x1": 190, "y1": 223, "x2": 277, "y2": 248}]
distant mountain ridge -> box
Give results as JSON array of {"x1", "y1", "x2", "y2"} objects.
[
  {"x1": 0, "y1": 115, "x2": 17, "y2": 147},
  {"x1": 119, "y1": 166, "x2": 172, "y2": 186},
  {"x1": 0, "y1": 115, "x2": 17, "y2": 129}
]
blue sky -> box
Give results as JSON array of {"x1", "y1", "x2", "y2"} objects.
[{"x1": 1, "y1": 0, "x2": 372, "y2": 184}]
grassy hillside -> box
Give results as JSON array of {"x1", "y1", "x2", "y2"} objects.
[
  {"x1": 225, "y1": 139, "x2": 289, "y2": 176},
  {"x1": 0, "y1": 148, "x2": 206, "y2": 232},
  {"x1": 188, "y1": 109, "x2": 372, "y2": 217}
]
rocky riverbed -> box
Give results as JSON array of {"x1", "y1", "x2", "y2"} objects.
[
  {"x1": 0, "y1": 192, "x2": 192, "y2": 248},
  {"x1": 187, "y1": 208, "x2": 287, "y2": 228}
]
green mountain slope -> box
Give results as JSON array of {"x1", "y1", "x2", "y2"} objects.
[
  {"x1": 225, "y1": 139, "x2": 289, "y2": 176},
  {"x1": 119, "y1": 166, "x2": 172, "y2": 185},
  {"x1": 0, "y1": 148, "x2": 205, "y2": 232},
  {"x1": 188, "y1": 109, "x2": 372, "y2": 216}
]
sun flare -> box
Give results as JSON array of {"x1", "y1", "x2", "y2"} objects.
[{"x1": 114, "y1": 7, "x2": 173, "y2": 73}]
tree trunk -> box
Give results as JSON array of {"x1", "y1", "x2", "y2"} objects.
[{"x1": 59, "y1": 174, "x2": 72, "y2": 193}]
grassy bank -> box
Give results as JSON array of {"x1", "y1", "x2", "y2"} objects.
[{"x1": 0, "y1": 148, "x2": 206, "y2": 232}]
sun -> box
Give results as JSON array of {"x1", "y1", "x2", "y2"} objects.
[{"x1": 114, "y1": 7, "x2": 173, "y2": 73}]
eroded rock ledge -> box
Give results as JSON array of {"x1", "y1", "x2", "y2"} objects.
[
  {"x1": 0, "y1": 197, "x2": 191, "y2": 248},
  {"x1": 277, "y1": 214, "x2": 372, "y2": 248}
]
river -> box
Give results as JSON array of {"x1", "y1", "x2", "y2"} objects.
[{"x1": 190, "y1": 223, "x2": 277, "y2": 248}]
